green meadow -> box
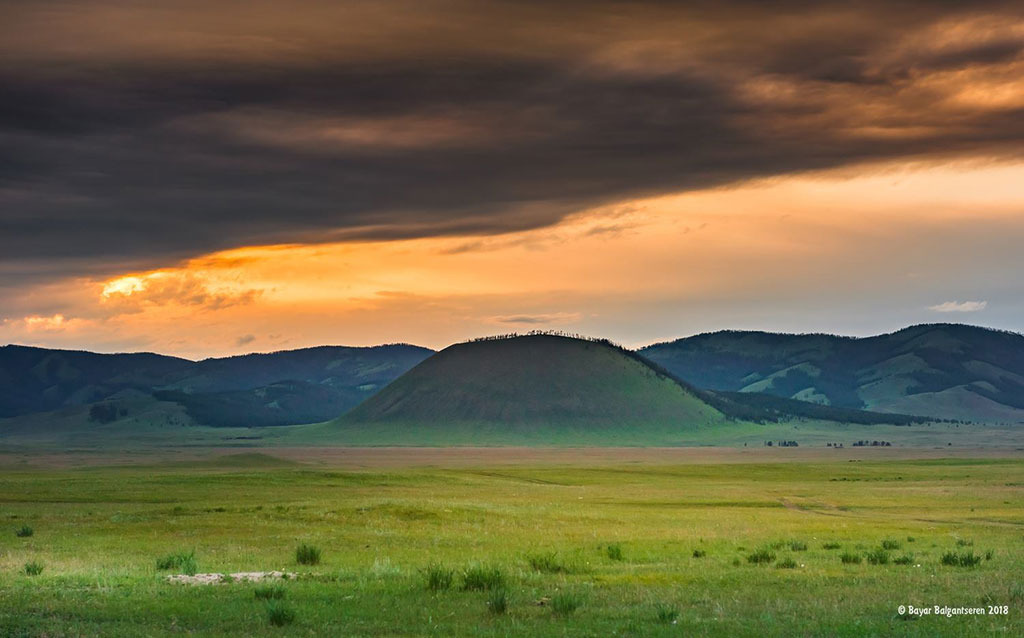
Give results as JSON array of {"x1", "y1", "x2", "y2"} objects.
[{"x1": 1, "y1": 452, "x2": 1022, "y2": 636}]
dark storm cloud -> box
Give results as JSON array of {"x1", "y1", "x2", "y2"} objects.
[{"x1": 1, "y1": 0, "x2": 1023, "y2": 284}]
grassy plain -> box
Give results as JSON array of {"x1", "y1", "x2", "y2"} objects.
[{"x1": 1, "y1": 450, "x2": 1022, "y2": 636}]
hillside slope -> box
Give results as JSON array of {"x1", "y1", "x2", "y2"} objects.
[
  {"x1": 341, "y1": 335, "x2": 724, "y2": 434},
  {"x1": 0, "y1": 343, "x2": 433, "y2": 427},
  {"x1": 641, "y1": 323, "x2": 1024, "y2": 422}
]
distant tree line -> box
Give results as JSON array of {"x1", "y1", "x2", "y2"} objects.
[
  {"x1": 851, "y1": 440, "x2": 892, "y2": 447},
  {"x1": 88, "y1": 402, "x2": 127, "y2": 424},
  {"x1": 764, "y1": 440, "x2": 799, "y2": 447}
]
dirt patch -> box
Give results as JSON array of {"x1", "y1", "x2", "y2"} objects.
[{"x1": 167, "y1": 571, "x2": 295, "y2": 585}]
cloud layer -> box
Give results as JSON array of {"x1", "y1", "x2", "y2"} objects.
[{"x1": 2, "y1": 0, "x2": 1024, "y2": 287}]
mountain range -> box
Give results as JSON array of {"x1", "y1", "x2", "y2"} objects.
[{"x1": 1, "y1": 323, "x2": 1022, "y2": 438}]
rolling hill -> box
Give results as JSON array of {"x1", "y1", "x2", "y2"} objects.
[
  {"x1": 0, "y1": 343, "x2": 434, "y2": 428},
  {"x1": 340, "y1": 334, "x2": 726, "y2": 435},
  {"x1": 641, "y1": 323, "x2": 1024, "y2": 423}
]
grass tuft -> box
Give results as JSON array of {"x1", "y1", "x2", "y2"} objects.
[
  {"x1": 840, "y1": 552, "x2": 862, "y2": 564},
  {"x1": 551, "y1": 591, "x2": 584, "y2": 616},
  {"x1": 866, "y1": 548, "x2": 890, "y2": 565},
  {"x1": 746, "y1": 548, "x2": 775, "y2": 564},
  {"x1": 423, "y1": 563, "x2": 454, "y2": 591},
  {"x1": 692, "y1": 549, "x2": 706, "y2": 558},
  {"x1": 24, "y1": 562, "x2": 44, "y2": 576},
  {"x1": 787, "y1": 540, "x2": 808, "y2": 551},
  {"x1": 654, "y1": 603, "x2": 679, "y2": 624},
  {"x1": 527, "y1": 552, "x2": 569, "y2": 574},
  {"x1": 776, "y1": 557, "x2": 798, "y2": 569},
  {"x1": 461, "y1": 565, "x2": 505, "y2": 591},
  {"x1": 295, "y1": 544, "x2": 321, "y2": 566},
  {"x1": 956, "y1": 538, "x2": 974, "y2": 547},
  {"x1": 15, "y1": 525, "x2": 34, "y2": 538},
  {"x1": 822, "y1": 542, "x2": 841, "y2": 550},
  {"x1": 156, "y1": 551, "x2": 197, "y2": 575},
  {"x1": 605, "y1": 543, "x2": 624, "y2": 561},
  {"x1": 266, "y1": 601, "x2": 296, "y2": 627},
  {"x1": 486, "y1": 588, "x2": 509, "y2": 615},
  {"x1": 893, "y1": 554, "x2": 915, "y2": 565},
  {"x1": 254, "y1": 585, "x2": 285, "y2": 600},
  {"x1": 881, "y1": 539, "x2": 902, "y2": 550},
  {"x1": 941, "y1": 551, "x2": 981, "y2": 567}
]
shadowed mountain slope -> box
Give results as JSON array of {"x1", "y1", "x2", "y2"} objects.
[{"x1": 641, "y1": 324, "x2": 1024, "y2": 422}]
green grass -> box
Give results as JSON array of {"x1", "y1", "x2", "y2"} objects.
[
  {"x1": 265, "y1": 601, "x2": 296, "y2": 627},
  {"x1": 840, "y1": 552, "x2": 862, "y2": 564},
  {"x1": 881, "y1": 539, "x2": 902, "y2": 550},
  {"x1": 15, "y1": 524, "x2": 33, "y2": 538},
  {"x1": 551, "y1": 590, "x2": 585, "y2": 616},
  {"x1": 527, "y1": 552, "x2": 570, "y2": 573},
  {"x1": 776, "y1": 557, "x2": 798, "y2": 569},
  {"x1": 423, "y1": 563, "x2": 454, "y2": 590},
  {"x1": 461, "y1": 565, "x2": 504, "y2": 591},
  {"x1": 486, "y1": 588, "x2": 508, "y2": 615},
  {"x1": 866, "y1": 548, "x2": 890, "y2": 565},
  {"x1": 942, "y1": 551, "x2": 982, "y2": 567},
  {"x1": 295, "y1": 544, "x2": 321, "y2": 566},
  {"x1": 24, "y1": 561, "x2": 43, "y2": 576},
  {"x1": 0, "y1": 454, "x2": 1021, "y2": 636},
  {"x1": 747, "y1": 548, "x2": 776, "y2": 564},
  {"x1": 155, "y1": 550, "x2": 196, "y2": 575},
  {"x1": 822, "y1": 542, "x2": 841, "y2": 550},
  {"x1": 254, "y1": 585, "x2": 285, "y2": 600},
  {"x1": 605, "y1": 543, "x2": 624, "y2": 561}
]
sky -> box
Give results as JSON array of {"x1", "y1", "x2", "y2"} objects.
[{"x1": 2, "y1": 0, "x2": 1023, "y2": 358}]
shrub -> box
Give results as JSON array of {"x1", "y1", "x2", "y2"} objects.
[
  {"x1": 654, "y1": 603, "x2": 679, "y2": 624},
  {"x1": 776, "y1": 557, "x2": 798, "y2": 569},
  {"x1": 746, "y1": 548, "x2": 775, "y2": 564},
  {"x1": 606, "y1": 543, "x2": 624, "y2": 561},
  {"x1": 156, "y1": 551, "x2": 197, "y2": 575},
  {"x1": 486, "y1": 588, "x2": 508, "y2": 615},
  {"x1": 787, "y1": 541, "x2": 808, "y2": 552},
  {"x1": 295, "y1": 544, "x2": 321, "y2": 566},
  {"x1": 822, "y1": 542, "x2": 841, "y2": 550},
  {"x1": 941, "y1": 551, "x2": 981, "y2": 567},
  {"x1": 15, "y1": 525, "x2": 33, "y2": 538},
  {"x1": 266, "y1": 601, "x2": 296, "y2": 627},
  {"x1": 866, "y1": 549, "x2": 890, "y2": 565},
  {"x1": 461, "y1": 565, "x2": 504, "y2": 591},
  {"x1": 254, "y1": 585, "x2": 285, "y2": 600},
  {"x1": 528, "y1": 552, "x2": 568, "y2": 574},
  {"x1": 552, "y1": 591, "x2": 584, "y2": 616},
  {"x1": 423, "y1": 563, "x2": 454, "y2": 591},
  {"x1": 881, "y1": 540, "x2": 902, "y2": 550},
  {"x1": 893, "y1": 554, "x2": 915, "y2": 565},
  {"x1": 692, "y1": 549, "x2": 706, "y2": 558},
  {"x1": 24, "y1": 562, "x2": 43, "y2": 576},
  {"x1": 840, "y1": 552, "x2": 862, "y2": 564}
]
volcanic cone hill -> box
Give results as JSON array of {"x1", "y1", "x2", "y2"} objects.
[{"x1": 339, "y1": 334, "x2": 724, "y2": 432}]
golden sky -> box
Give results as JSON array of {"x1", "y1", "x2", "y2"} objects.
[{"x1": 1, "y1": 1, "x2": 1023, "y2": 356}]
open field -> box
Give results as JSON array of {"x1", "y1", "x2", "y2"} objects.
[{"x1": 1, "y1": 450, "x2": 1022, "y2": 636}]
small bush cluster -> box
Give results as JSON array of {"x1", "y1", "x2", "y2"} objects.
[
  {"x1": 654, "y1": 603, "x2": 679, "y2": 624},
  {"x1": 866, "y1": 549, "x2": 890, "y2": 565},
  {"x1": 893, "y1": 554, "x2": 915, "y2": 565},
  {"x1": 746, "y1": 548, "x2": 776, "y2": 564},
  {"x1": 840, "y1": 552, "x2": 862, "y2": 564},
  {"x1": 423, "y1": 563, "x2": 454, "y2": 591},
  {"x1": 552, "y1": 591, "x2": 584, "y2": 616},
  {"x1": 486, "y1": 588, "x2": 509, "y2": 615},
  {"x1": 254, "y1": 585, "x2": 285, "y2": 600},
  {"x1": 787, "y1": 541, "x2": 808, "y2": 552},
  {"x1": 606, "y1": 543, "x2": 624, "y2": 561},
  {"x1": 881, "y1": 540, "x2": 902, "y2": 550},
  {"x1": 528, "y1": 552, "x2": 569, "y2": 574},
  {"x1": 295, "y1": 544, "x2": 321, "y2": 566},
  {"x1": 941, "y1": 551, "x2": 981, "y2": 567},
  {"x1": 822, "y1": 542, "x2": 841, "y2": 550},
  {"x1": 15, "y1": 525, "x2": 34, "y2": 538},
  {"x1": 156, "y1": 551, "x2": 197, "y2": 575},
  {"x1": 461, "y1": 565, "x2": 505, "y2": 591},
  {"x1": 776, "y1": 557, "x2": 798, "y2": 569},
  {"x1": 692, "y1": 549, "x2": 706, "y2": 558},
  {"x1": 266, "y1": 601, "x2": 296, "y2": 626},
  {"x1": 24, "y1": 562, "x2": 44, "y2": 576}
]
